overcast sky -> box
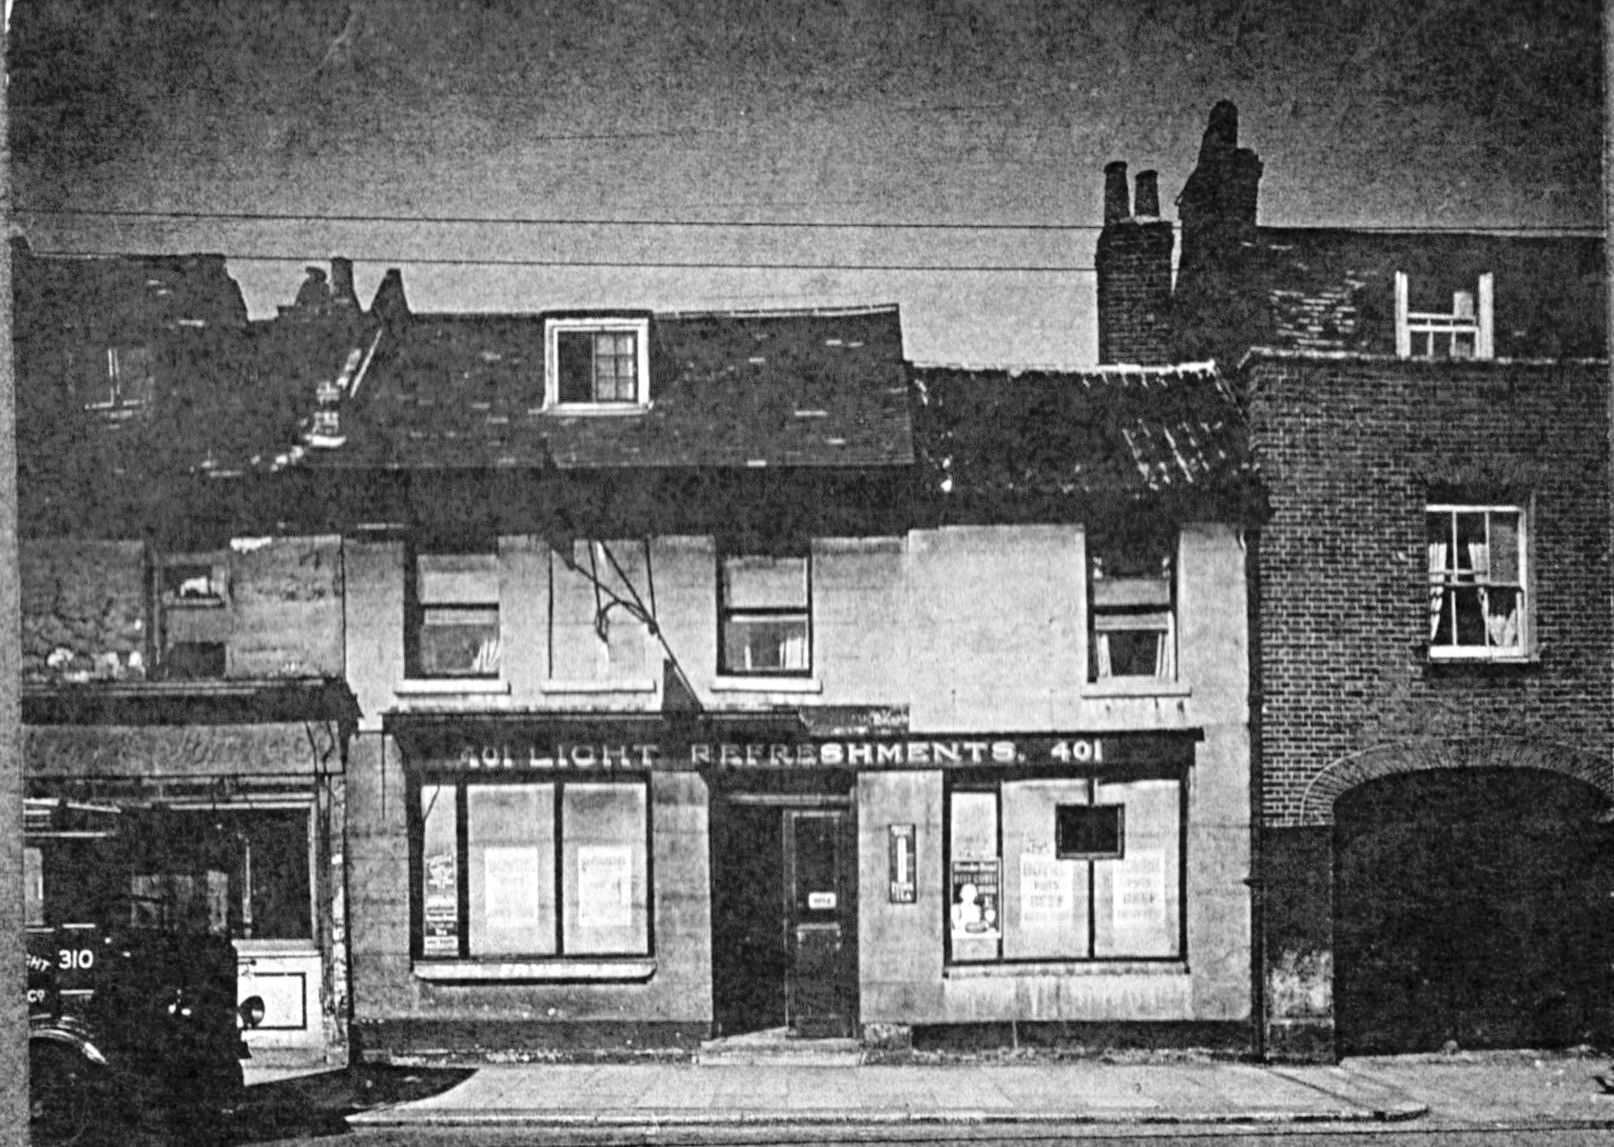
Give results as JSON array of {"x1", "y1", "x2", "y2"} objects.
[{"x1": 8, "y1": 0, "x2": 1604, "y2": 366}]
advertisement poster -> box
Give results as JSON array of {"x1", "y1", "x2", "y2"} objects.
[
  {"x1": 888, "y1": 823, "x2": 917, "y2": 904},
  {"x1": 482, "y1": 846, "x2": 541, "y2": 928},
  {"x1": 576, "y1": 845, "x2": 632, "y2": 929},
  {"x1": 1019, "y1": 851, "x2": 1072, "y2": 928},
  {"x1": 1112, "y1": 848, "x2": 1167, "y2": 932},
  {"x1": 423, "y1": 850, "x2": 459, "y2": 955},
  {"x1": 949, "y1": 858, "x2": 1001, "y2": 939}
]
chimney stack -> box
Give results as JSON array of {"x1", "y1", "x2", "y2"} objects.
[
  {"x1": 1096, "y1": 161, "x2": 1175, "y2": 365},
  {"x1": 330, "y1": 257, "x2": 359, "y2": 310},
  {"x1": 370, "y1": 268, "x2": 411, "y2": 326},
  {"x1": 1103, "y1": 161, "x2": 1131, "y2": 224}
]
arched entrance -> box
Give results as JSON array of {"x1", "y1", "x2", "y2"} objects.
[{"x1": 1333, "y1": 767, "x2": 1614, "y2": 1054}]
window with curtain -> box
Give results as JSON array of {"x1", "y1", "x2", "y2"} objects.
[
  {"x1": 1427, "y1": 503, "x2": 1528, "y2": 658},
  {"x1": 1088, "y1": 529, "x2": 1177, "y2": 683},
  {"x1": 718, "y1": 550, "x2": 811, "y2": 675},
  {"x1": 407, "y1": 546, "x2": 501, "y2": 679}
]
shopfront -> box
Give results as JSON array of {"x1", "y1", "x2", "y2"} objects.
[{"x1": 358, "y1": 718, "x2": 1243, "y2": 1055}]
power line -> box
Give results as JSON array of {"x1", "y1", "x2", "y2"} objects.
[
  {"x1": 13, "y1": 205, "x2": 1605, "y2": 236},
  {"x1": 15, "y1": 206, "x2": 1093, "y2": 233},
  {"x1": 30, "y1": 249, "x2": 1096, "y2": 273}
]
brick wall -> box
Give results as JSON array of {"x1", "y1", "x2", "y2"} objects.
[
  {"x1": 1096, "y1": 220, "x2": 1174, "y2": 366},
  {"x1": 1247, "y1": 356, "x2": 1613, "y2": 827}
]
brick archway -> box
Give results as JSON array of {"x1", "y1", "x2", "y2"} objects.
[{"x1": 1297, "y1": 736, "x2": 1613, "y2": 826}]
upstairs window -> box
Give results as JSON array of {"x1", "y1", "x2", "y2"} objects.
[
  {"x1": 1088, "y1": 530, "x2": 1177, "y2": 683},
  {"x1": 1427, "y1": 504, "x2": 1528, "y2": 659},
  {"x1": 155, "y1": 553, "x2": 230, "y2": 680},
  {"x1": 546, "y1": 317, "x2": 651, "y2": 409},
  {"x1": 1396, "y1": 271, "x2": 1494, "y2": 360},
  {"x1": 407, "y1": 546, "x2": 501, "y2": 679},
  {"x1": 719, "y1": 550, "x2": 811, "y2": 675},
  {"x1": 85, "y1": 344, "x2": 155, "y2": 417}
]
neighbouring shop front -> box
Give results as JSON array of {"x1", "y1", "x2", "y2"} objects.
[
  {"x1": 23, "y1": 681, "x2": 357, "y2": 1068},
  {"x1": 363, "y1": 717, "x2": 1247, "y2": 1056}
]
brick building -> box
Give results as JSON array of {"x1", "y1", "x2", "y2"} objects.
[{"x1": 1101, "y1": 101, "x2": 1613, "y2": 1060}]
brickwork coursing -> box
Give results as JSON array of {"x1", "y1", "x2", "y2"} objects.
[
  {"x1": 1095, "y1": 221, "x2": 1174, "y2": 366},
  {"x1": 1247, "y1": 355, "x2": 1613, "y2": 826}
]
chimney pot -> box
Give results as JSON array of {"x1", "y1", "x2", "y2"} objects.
[
  {"x1": 1103, "y1": 160, "x2": 1131, "y2": 224},
  {"x1": 330, "y1": 257, "x2": 358, "y2": 310},
  {"x1": 1134, "y1": 171, "x2": 1161, "y2": 218}
]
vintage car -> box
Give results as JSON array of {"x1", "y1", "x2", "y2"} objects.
[{"x1": 27, "y1": 799, "x2": 265, "y2": 1144}]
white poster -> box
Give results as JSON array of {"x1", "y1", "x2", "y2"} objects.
[
  {"x1": 1112, "y1": 848, "x2": 1167, "y2": 933},
  {"x1": 576, "y1": 845, "x2": 632, "y2": 929},
  {"x1": 482, "y1": 846, "x2": 541, "y2": 928},
  {"x1": 1019, "y1": 852, "x2": 1072, "y2": 928}
]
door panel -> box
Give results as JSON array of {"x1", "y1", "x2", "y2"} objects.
[{"x1": 785, "y1": 811, "x2": 857, "y2": 1037}]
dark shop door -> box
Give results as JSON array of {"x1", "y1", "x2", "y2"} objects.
[
  {"x1": 710, "y1": 794, "x2": 857, "y2": 1038},
  {"x1": 1334, "y1": 768, "x2": 1614, "y2": 1055},
  {"x1": 784, "y1": 809, "x2": 857, "y2": 1038}
]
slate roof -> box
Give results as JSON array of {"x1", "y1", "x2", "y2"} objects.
[
  {"x1": 302, "y1": 305, "x2": 912, "y2": 471},
  {"x1": 912, "y1": 364, "x2": 1256, "y2": 517},
  {"x1": 1223, "y1": 229, "x2": 1605, "y2": 360}
]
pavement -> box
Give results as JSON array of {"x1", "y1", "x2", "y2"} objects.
[{"x1": 244, "y1": 1048, "x2": 1614, "y2": 1132}]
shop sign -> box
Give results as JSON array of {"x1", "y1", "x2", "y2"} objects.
[
  {"x1": 888, "y1": 823, "x2": 917, "y2": 904},
  {"x1": 434, "y1": 734, "x2": 1146, "y2": 772},
  {"x1": 949, "y1": 858, "x2": 1001, "y2": 940}
]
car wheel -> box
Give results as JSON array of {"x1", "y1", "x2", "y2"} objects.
[{"x1": 29, "y1": 1041, "x2": 102, "y2": 1146}]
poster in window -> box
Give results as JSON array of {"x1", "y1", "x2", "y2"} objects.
[
  {"x1": 423, "y1": 850, "x2": 459, "y2": 955},
  {"x1": 482, "y1": 846, "x2": 542, "y2": 929},
  {"x1": 575, "y1": 845, "x2": 633, "y2": 929},
  {"x1": 1019, "y1": 850, "x2": 1073, "y2": 929},
  {"x1": 949, "y1": 858, "x2": 1001, "y2": 939},
  {"x1": 1111, "y1": 848, "x2": 1166, "y2": 933}
]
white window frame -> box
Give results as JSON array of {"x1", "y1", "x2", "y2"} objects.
[
  {"x1": 86, "y1": 344, "x2": 156, "y2": 416},
  {"x1": 1426, "y1": 502, "x2": 1529, "y2": 661},
  {"x1": 1087, "y1": 531, "x2": 1178, "y2": 685},
  {"x1": 544, "y1": 317, "x2": 652, "y2": 411},
  {"x1": 1396, "y1": 271, "x2": 1494, "y2": 360}
]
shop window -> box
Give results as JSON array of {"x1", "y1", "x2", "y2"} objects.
[
  {"x1": 1427, "y1": 503, "x2": 1528, "y2": 659},
  {"x1": 719, "y1": 550, "x2": 812, "y2": 675},
  {"x1": 1396, "y1": 271, "x2": 1494, "y2": 359},
  {"x1": 549, "y1": 540, "x2": 648, "y2": 683},
  {"x1": 407, "y1": 546, "x2": 501, "y2": 679},
  {"x1": 545, "y1": 317, "x2": 651, "y2": 409},
  {"x1": 1088, "y1": 529, "x2": 1177, "y2": 682},
  {"x1": 946, "y1": 774, "x2": 1183, "y2": 964},
  {"x1": 416, "y1": 778, "x2": 649, "y2": 960}
]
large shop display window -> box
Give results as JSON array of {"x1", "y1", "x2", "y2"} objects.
[
  {"x1": 946, "y1": 773, "x2": 1183, "y2": 964},
  {"x1": 416, "y1": 778, "x2": 650, "y2": 960}
]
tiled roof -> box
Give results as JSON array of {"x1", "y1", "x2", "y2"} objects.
[
  {"x1": 303, "y1": 305, "x2": 912, "y2": 471},
  {"x1": 912, "y1": 363, "x2": 1255, "y2": 515}
]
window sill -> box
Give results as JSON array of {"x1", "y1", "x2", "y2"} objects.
[
  {"x1": 545, "y1": 403, "x2": 652, "y2": 417},
  {"x1": 543, "y1": 678, "x2": 658, "y2": 695},
  {"x1": 414, "y1": 959, "x2": 656, "y2": 983},
  {"x1": 711, "y1": 676, "x2": 823, "y2": 695},
  {"x1": 1082, "y1": 679, "x2": 1191, "y2": 699},
  {"x1": 1425, "y1": 654, "x2": 1541, "y2": 676},
  {"x1": 946, "y1": 960, "x2": 1187, "y2": 978},
  {"x1": 395, "y1": 678, "x2": 512, "y2": 697}
]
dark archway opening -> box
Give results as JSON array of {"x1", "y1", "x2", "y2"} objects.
[{"x1": 1334, "y1": 767, "x2": 1614, "y2": 1055}]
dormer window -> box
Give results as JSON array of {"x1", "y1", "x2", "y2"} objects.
[
  {"x1": 545, "y1": 317, "x2": 651, "y2": 410},
  {"x1": 1396, "y1": 271, "x2": 1493, "y2": 360}
]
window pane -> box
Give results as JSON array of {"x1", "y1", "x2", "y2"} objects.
[
  {"x1": 562, "y1": 784, "x2": 648, "y2": 955},
  {"x1": 417, "y1": 553, "x2": 498, "y2": 604},
  {"x1": 468, "y1": 785, "x2": 556, "y2": 956},
  {"x1": 722, "y1": 555, "x2": 808, "y2": 609},
  {"x1": 421, "y1": 784, "x2": 460, "y2": 957},
  {"x1": 1490, "y1": 513, "x2": 1521, "y2": 583},
  {"x1": 419, "y1": 606, "x2": 501, "y2": 676},
  {"x1": 1002, "y1": 781, "x2": 1088, "y2": 960},
  {"x1": 1453, "y1": 586, "x2": 1487, "y2": 646},
  {"x1": 557, "y1": 331, "x2": 594, "y2": 403},
  {"x1": 25, "y1": 847, "x2": 43, "y2": 928},
  {"x1": 1092, "y1": 779, "x2": 1180, "y2": 957},
  {"x1": 722, "y1": 614, "x2": 809, "y2": 672},
  {"x1": 949, "y1": 790, "x2": 1000, "y2": 961}
]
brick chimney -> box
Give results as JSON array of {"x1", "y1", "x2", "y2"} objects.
[
  {"x1": 1096, "y1": 161, "x2": 1175, "y2": 365},
  {"x1": 330, "y1": 256, "x2": 360, "y2": 311},
  {"x1": 370, "y1": 267, "x2": 411, "y2": 326},
  {"x1": 1174, "y1": 99, "x2": 1265, "y2": 363}
]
